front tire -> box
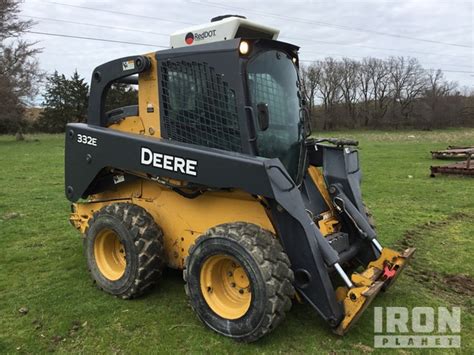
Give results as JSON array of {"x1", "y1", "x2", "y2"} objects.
[
  {"x1": 84, "y1": 203, "x2": 165, "y2": 299},
  {"x1": 184, "y1": 222, "x2": 294, "y2": 342}
]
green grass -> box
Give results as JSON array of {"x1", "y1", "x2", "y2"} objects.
[{"x1": 0, "y1": 129, "x2": 473, "y2": 353}]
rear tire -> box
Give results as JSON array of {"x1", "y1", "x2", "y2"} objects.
[
  {"x1": 184, "y1": 222, "x2": 294, "y2": 342},
  {"x1": 84, "y1": 203, "x2": 165, "y2": 299}
]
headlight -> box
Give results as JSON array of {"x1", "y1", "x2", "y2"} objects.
[{"x1": 239, "y1": 41, "x2": 250, "y2": 55}]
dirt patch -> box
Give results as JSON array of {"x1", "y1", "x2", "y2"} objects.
[
  {"x1": 408, "y1": 269, "x2": 474, "y2": 299},
  {"x1": 32, "y1": 319, "x2": 43, "y2": 330},
  {"x1": 443, "y1": 274, "x2": 474, "y2": 297},
  {"x1": 50, "y1": 335, "x2": 63, "y2": 345},
  {"x1": 352, "y1": 343, "x2": 374, "y2": 353},
  {"x1": 36, "y1": 320, "x2": 85, "y2": 352},
  {"x1": 25, "y1": 241, "x2": 46, "y2": 249},
  {"x1": 396, "y1": 212, "x2": 468, "y2": 249},
  {"x1": 1, "y1": 212, "x2": 25, "y2": 221},
  {"x1": 396, "y1": 212, "x2": 473, "y2": 300}
]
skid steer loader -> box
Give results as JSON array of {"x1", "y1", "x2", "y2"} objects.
[{"x1": 65, "y1": 15, "x2": 414, "y2": 342}]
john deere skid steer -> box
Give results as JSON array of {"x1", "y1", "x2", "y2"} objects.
[{"x1": 65, "y1": 15, "x2": 414, "y2": 341}]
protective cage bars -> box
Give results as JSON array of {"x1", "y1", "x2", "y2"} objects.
[{"x1": 160, "y1": 60, "x2": 243, "y2": 152}]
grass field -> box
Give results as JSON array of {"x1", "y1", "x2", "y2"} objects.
[{"x1": 0, "y1": 129, "x2": 473, "y2": 353}]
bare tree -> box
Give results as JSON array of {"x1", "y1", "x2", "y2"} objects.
[
  {"x1": 388, "y1": 57, "x2": 427, "y2": 126},
  {"x1": 314, "y1": 58, "x2": 343, "y2": 129},
  {"x1": 367, "y1": 58, "x2": 391, "y2": 127},
  {"x1": 339, "y1": 58, "x2": 359, "y2": 125},
  {"x1": 299, "y1": 64, "x2": 320, "y2": 113},
  {"x1": 0, "y1": 0, "x2": 42, "y2": 137},
  {"x1": 422, "y1": 69, "x2": 458, "y2": 127},
  {"x1": 357, "y1": 58, "x2": 372, "y2": 127},
  {"x1": 460, "y1": 92, "x2": 474, "y2": 126}
]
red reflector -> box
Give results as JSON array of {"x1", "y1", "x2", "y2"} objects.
[{"x1": 383, "y1": 265, "x2": 397, "y2": 279}]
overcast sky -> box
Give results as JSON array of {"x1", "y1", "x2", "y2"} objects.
[{"x1": 21, "y1": 0, "x2": 473, "y2": 91}]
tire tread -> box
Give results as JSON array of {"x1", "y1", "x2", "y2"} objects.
[
  {"x1": 85, "y1": 202, "x2": 165, "y2": 299},
  {"x1": 184, "y1": 222, "x2": 294, "y2": 342}
]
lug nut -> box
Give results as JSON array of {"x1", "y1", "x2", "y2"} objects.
[
  {"x1": 239, "y1": 289, "x2": 244, "y2": 294},
  {"x1": 230, "y1": 283, "x2": 236, "y2": 288}
]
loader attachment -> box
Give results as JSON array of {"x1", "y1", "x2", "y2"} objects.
[{"x1": 334, "y1": 247, "x2": 415, "y2": 335}]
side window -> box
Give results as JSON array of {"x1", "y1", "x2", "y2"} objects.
[
  {"x1": 160, "y1": 61, "x2": 242, "y2": 152},
  {"x1": 104, "y1": 83, "x2": 139, "y2": 125},
  {"x1": 246, "y1": 50, "x2": 302, "y2": 181},
  {"x1": 104, "y1": 83, "x2": 138, "y2": 113},
  {"x1": 248, "y1": 73, "x2": 287, "y2": 125}
]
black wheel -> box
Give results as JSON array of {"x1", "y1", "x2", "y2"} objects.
[
  {"x1": 184, "y1": 222, "x2": 294, "y2": 342},
  {"x1": 84, "y1": 202, "x2": 165, "y2": 299}
]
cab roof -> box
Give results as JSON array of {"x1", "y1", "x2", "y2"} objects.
[{"x1": 170, "y1": 15, "x2": 280, "y2": 49}]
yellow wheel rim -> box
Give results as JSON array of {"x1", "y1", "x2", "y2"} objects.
[
  {"x1": 200, "y1": 255, "x2": 252, "y2": 320},
  {"x1": 94, "y1": 229, "x2": 126, "y2": 281}
]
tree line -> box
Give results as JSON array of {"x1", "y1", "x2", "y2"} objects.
[
  {"x1": 300, "y1": 57, "x2": 474, "y2": 129},
  {"x1": 35, "y1": 71, "x2": 137, "y2": 133},
  {"x1": 1, "y1": 0, "x2": 473, "y2": 135},
  {"x1": 31, "y1": 58, "x2": 474, "y2": 133},
  {"x1": 0, "y1": 0, "x2": 137, "y2": 135}
]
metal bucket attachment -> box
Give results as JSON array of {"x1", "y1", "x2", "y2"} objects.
[{"x1": 334, "y1": 247, "x2": 415, "y2": 335}]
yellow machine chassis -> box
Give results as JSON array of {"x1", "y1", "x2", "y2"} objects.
[
  {"x1": 70, "y1": 162, "x2": 414, "y2": 335},
  {"x1": 71, "y1": 180, "x2": 274, "y2": 269}
]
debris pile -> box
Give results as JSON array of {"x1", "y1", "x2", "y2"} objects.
[{"x1": 430, "y1": 146, "x2": 473, "y2": 177}]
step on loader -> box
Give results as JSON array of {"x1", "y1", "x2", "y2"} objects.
[{"x1": 65, "y1": 15, "x2": 415, "y2": 342}]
